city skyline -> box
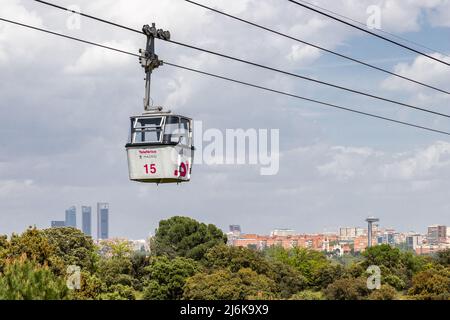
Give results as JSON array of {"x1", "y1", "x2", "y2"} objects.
[
  {"x1": 8, "y1": 204, "x2": 450, "y2": 239},
  {"x1": 48, "y1": 202, "x2": 108, "y2": 239},
  {"x1": 0, "y1": 0, "x2": 449, "y2": 239}
]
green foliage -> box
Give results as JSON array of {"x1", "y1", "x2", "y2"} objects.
[
  {"x1": 361, "y1": 244, "x2": 427, "y2": 290},
  {"x1": 96, "y1": 256, "x2": 134, "y2": 287},
  {"x1": 362, "y1": 244, "x2": 402, "y2": 269},
  {"x1": 0, "y1": 218, "x2": 448, "y2": 301},
  {"x1": 0, "y1": 256, "x2": 68, "y2": 300},
  {"x1": 290, "y1": 290, "x2": 324, "y2": 300},
  {"x1": 142, "y1": 256, "x2": 201, "y2": 300},
  {"x1": 43, "y1": 227, "x2": 98, "y2": 273},
  {"x1": 408, "y1": 267, "x2": 450, "y2": 300},
  {"x1": 129, "y1": 252, "x2": 150, "y2": 291},
  {"x1": 435, "y1": 249, "x2": 450, "y2": 267},
  {"x1": 6, "y1": 227, "x2": 64, "y2": 273},
  {"x1": 323, "y1": 277, "x2": 370, "y2": 300},
  {"x1": 368, "y1": 284, "x2": 398, "y2": 300},
  {"x1": 68, "y1": 271, "x2": 105, "y2": 300},
  {"x1": 383, "y1": 274, "x2": 406, "y2": 291},
  {"x1": 183, "y1": 268, "x2": 277, "y2": 300},
  {"x1": 206, "y1": 244, "x2": 274, "y2": 274},
  {"x1": 205, "y1": 245, "x2": 306, "y2": 298},
  {"x1": 100, "y1": 239, "x2": 133, "y2": 259},
  {"x1": 99, "y1": 284, "x2": 136, "y2": 300},
  {"x1": 151, "y1": 216, "x2": 227, "y2": 260},
  {"x1": 265, "y1": 246, "x2": 333, "y2": 288}
]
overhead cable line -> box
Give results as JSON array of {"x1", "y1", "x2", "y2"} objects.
[
  {"x1": 0, "y1": 17, "x2": 140, "y2": 58},
  {"x1": 184, "y1": 0, "x2": 450, "y2": 95},
  {"x1": 294, "y1": 0, "x2": 450, "y2": 58},
  {"x1": 1, "y1": 17, "x2": 449, "y2": 137},
  {"x1": 164, "y1": 62, "x2": 450, "y2": 136},
  {"x1": 287, "y1": 0, "x2": 450, "y2": 67},
  {"x1": 29, "y1": 1, "x2": 450, "y2": 119}
]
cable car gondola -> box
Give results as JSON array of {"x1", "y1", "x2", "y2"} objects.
[{"x1": 126, "y1": 24, "x2": 194, "y2": 184}]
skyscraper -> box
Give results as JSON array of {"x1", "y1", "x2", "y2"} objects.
[
  {"x1": 97, "y1": 203, "x2": 109, "y2": 240},
  {"x1": 82, "y1": 206, "x2": 92, "y2": 236},
  {"x1": 65, "y1": 206, "x2": 77, "y2": 228}
]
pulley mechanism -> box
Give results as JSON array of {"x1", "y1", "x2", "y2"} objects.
[{"x1": 140, "y1": 23, "x2": 171, "y2": 111}]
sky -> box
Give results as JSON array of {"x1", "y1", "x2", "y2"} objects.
[{"x1": 0, "y1": 0, "x2": 449, "y2": 239}]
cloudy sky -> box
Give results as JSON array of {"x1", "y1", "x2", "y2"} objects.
[{"x1": 1, "y1": 0, "x2": 449, "y2": 239}]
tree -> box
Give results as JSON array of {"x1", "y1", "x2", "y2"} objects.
[
  {"x1": 150, "y1": 216, "x2": 227, "y2": 260},
  {"x1": 435, "y1": 249, "x2": 450, "y2": 267},
  {"x1": 129, "y1": 252, "x2": 150, "y2": 291},
  {"x1": 6, "y1": 227, "x2": 64, "y2": 274},
  {"x1": 368, "y1": 284, "x2": 398, "y2": 300},
  {"x1": 142, "y1": 256, "x2": 201, "y2": 300},
  {"x1": 183, "y1": 268, "x2": 277, "y2": 300},
  {"x1": 0, "y1": 256, "x2": 68, "y2": 300},
  {"x1": 68, "y1": 271, "x2": 106, "y2": 300},
  {"x1": 99, "y1": 284, "x2": 136, "y2": 300},
  {"x1": 290, "y1": 290, "x2": 324, "y2": 300},
  {"x1": 99, "y1": 239, "x2": 133, "y2": 259},
  {"x1": 323, "y1": 277, "x2": 370, "y2": 300},
  {"x1": 205, "y1": 244, "x2": 274, "y2": 275},
  {"x1": 96, "y1": 255, "x2": 134, "y2": 288},
  {"x1": 361, "y1": 244, "x2": 426, "y2": 290},
  {"x1": 265, "y1": 246, "x2": 332, "y2": 288},
  {"x1": 408, "y1": 267, "x2": 450, "y2": 300},
  {"x1": 43, "y1": 227, "x2": 98, "y2": 273},
  {"x1": 362, "y1": 244, "x2": 402, "y2": 270},
  {"x1": 205, "y1": 245, "x2": 306, "y2": 298}
]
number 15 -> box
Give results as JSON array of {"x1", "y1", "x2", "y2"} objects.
[{"x1": 144, "y1": 164, "x2": 156, "y2": 174}]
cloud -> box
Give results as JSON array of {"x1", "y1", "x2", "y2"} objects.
[
  {"x1": 381, "y1": 53, "x2": 450, "y2": 93},
  {"x1": 64, "y1": 40, "x2": 135, "y2": 75},
  {"x1": 287, "y1": 45, "x2": 321, "y2": 65},
  {"x1": 381, "y1": 141, "x2": 450, "y2": 180}
]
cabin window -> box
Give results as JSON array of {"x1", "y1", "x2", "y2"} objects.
[
  {"x1": 132, "y1": 117, "x2": 163, "y2": 143},
  {"x1": 163, "y1": 116, "x2": 180, "y2": 143}
]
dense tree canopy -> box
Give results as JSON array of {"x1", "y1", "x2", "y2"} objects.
[
  {"x1": 43, "y1": 227, "x2": 97, "y2": 273},
  {"x1": 205, "y1": 244, "x2": 306, "y2": 298},
  {"x1": 183, "y1": 268, "x2": 277, "y2": 300},
  {"x1": 0, "y1": 218, "x2": 448, "y2": 300},
  {"x1": 150, "y1": 216, "x2": 227, "y2": 260},
  {"x1": 142, "y1": 256, "x2": 201, "y2": 300},
  {"x1": 408, "y1": 267, "x2": 450, "y2": 300},
  {"x1": 0, "y1": 256, "x2": 68, "y2": 300}
]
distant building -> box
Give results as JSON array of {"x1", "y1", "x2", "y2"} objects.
[
  {"x1": 82, "y1": 206, "x2": 92, "y2": 236},
  {"x1": 377, "y1": 229, "x2": 396, "y2": 245},
  {"x1": 229, "y1": 225, "x2": 241, "y2": 233},
  {"x1": 271, "y1": 229, "x2": 296, "y2": 237},
  {"x1": 339, "y1": 227, "x2": 366, "y2": 240},
  {"x1": 97, "y1": 203, "x2": 109, "y2": 240},
  {"x1": 51, "y1": 220, "x2": 65, "y2": 228},
  {"x1": 406, "y1": 234, "x2": 423, "y2": 250},
  {"x1": 65, "y1": 206, "x2": 77, "y2": 228},
  {"x1": 129, "y1": 239, "x2": 150, "y2": 252},
  {"x1": 427, "y1": 225, "x2": 447, "y2": 244}
]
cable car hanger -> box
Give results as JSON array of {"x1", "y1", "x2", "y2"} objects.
[{"x1": 125, "y1": 24, "x2": 195, "y2": 184}]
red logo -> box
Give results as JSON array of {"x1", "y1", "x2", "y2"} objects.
[{"x1": 139, "y1": 150, "x2": 157, "y2": 154}]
